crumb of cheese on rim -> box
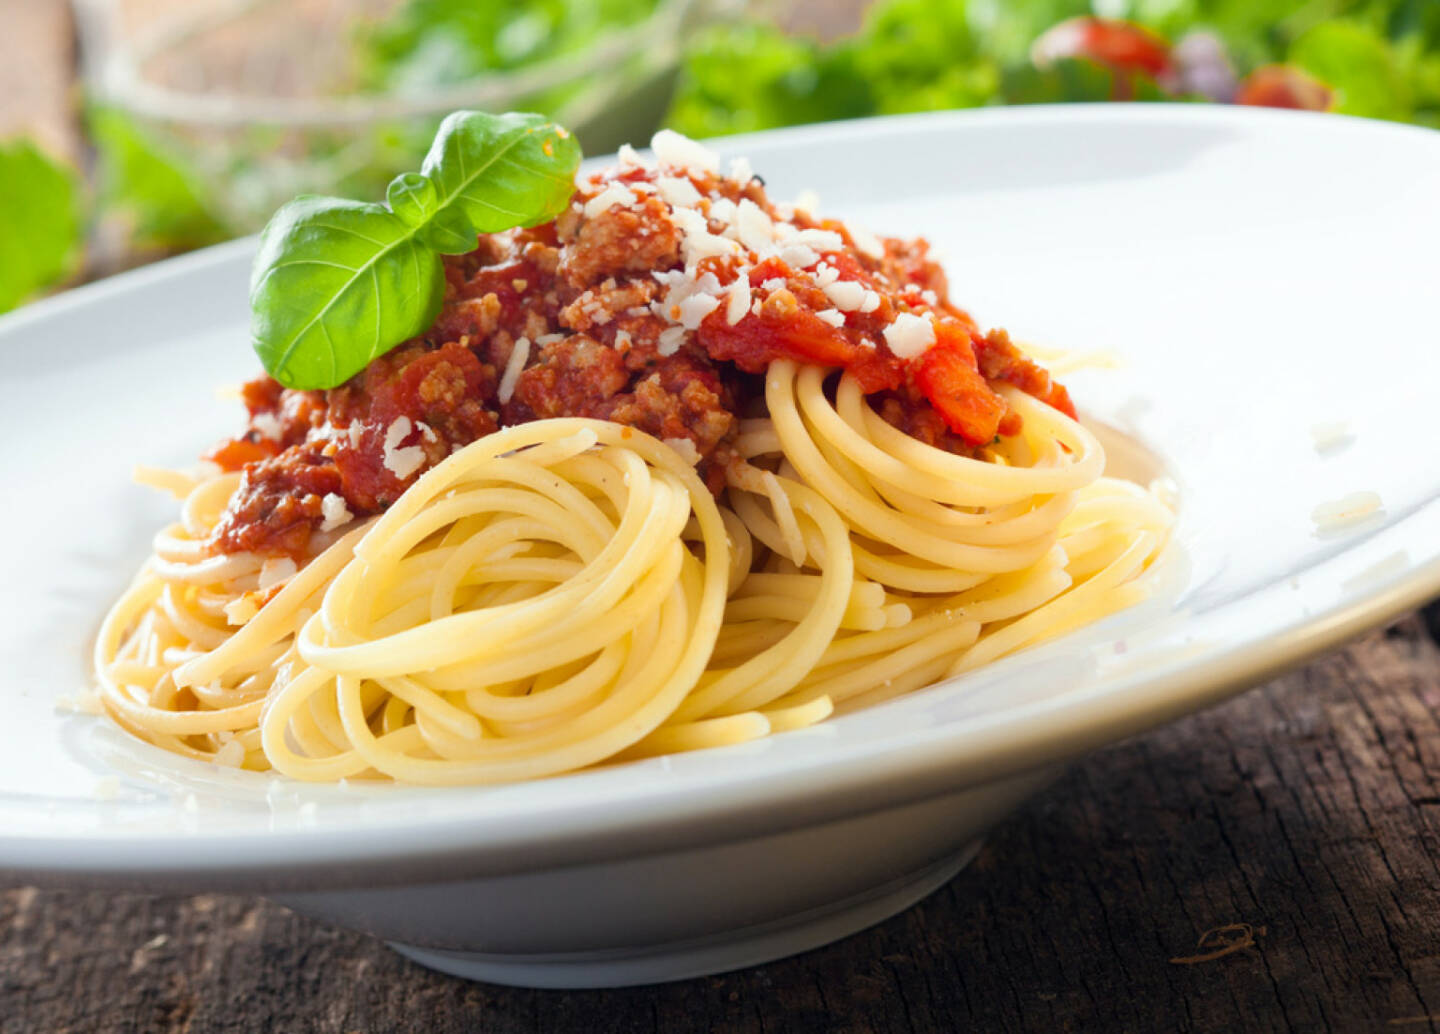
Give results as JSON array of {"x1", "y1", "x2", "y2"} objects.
[{"x1": 1311, "y1": 491, "x2": 1382, "y2": 531}]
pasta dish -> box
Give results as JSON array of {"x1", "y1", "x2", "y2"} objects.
[{"x1": 94, "y1": 121, "x2": 1172, "y2": 784}]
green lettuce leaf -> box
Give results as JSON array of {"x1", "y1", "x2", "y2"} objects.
[
  {"x1": 89, "y1": 107, "x2": 231, "y2": 251},
  {"x1": 358, "y1": 0, "x2": 660, "y2": 90},
  {"x1": 1289, "y1": 20, "x2": 1412, "y2": 120},
  {"x1": 665, "y1": 23, "x2": 871, "y2": 138},
  {"x1": 0, "y1": 139, "x2": 83, "y2": 313}
]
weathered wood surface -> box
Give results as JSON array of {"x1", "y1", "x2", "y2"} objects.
[{"x1": 9, "y1": 611, "x2": 1440, "y2": 1033}]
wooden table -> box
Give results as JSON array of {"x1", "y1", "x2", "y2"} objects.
[{"x1": 9, "y1": 2, "x2": 1440, "y2": 1031}]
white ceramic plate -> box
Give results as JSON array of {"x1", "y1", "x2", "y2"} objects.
[{"x1": 3, "y1": 106, "x2": 1439, "y2": 988}]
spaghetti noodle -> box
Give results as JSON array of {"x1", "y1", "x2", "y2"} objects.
[
  {"x1": 94, "y1": 131, "x2": 1174, "y2": 783},
  {"x1": 97, "y1": 399, "x2": 1170, "y2": 782}
]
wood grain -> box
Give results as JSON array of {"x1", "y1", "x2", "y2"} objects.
[{"x1": 10, "y1": 613, "x2": 1440, "y2": 1033}]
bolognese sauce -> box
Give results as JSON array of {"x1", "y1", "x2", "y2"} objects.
[{"x1": 207, "y1": 135, "x2": 1075, "y2": 559}]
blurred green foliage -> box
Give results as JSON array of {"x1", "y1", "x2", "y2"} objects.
[
  {"x1": 0, "y1": 139, "x2": 82, "y2": 313},
  {"x1": 89, "y1": 107, "x2": 233, "y2": 252},
  {"x1": 665, "y1": 0, "x2": 1440, "y2": 133},
  {"x1": 358, "y1": 0, "x2": 662, "y2": 90}
]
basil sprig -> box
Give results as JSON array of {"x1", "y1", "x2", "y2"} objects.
[{"x1": 250, "y1": 111, "x2": 581, "y2": 390}]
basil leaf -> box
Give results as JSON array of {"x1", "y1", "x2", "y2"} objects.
[
  {"x1": 418, "y1": 110, "x2": 581, "y2": 252},
  {"x1": 249, "y1": 110, "x2": 581, "y2": 391},
  {"x1": 0, "y1": 138, "x2": 83, "y2": 313},
  {"x1": 386, "y1": 171, "x2": 439, "y2": 228},
  {"x1": 250, "y1": 197, "x2": 444, "y2": 390}
]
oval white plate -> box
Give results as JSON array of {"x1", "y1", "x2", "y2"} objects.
[{"x1": 2, "y1": 106, "x2": 1438, "y2": 986}]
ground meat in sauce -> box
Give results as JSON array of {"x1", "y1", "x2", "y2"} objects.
[
  {"x1": 206, "y1": 152, "x2": 1075, "y2": 559},
  {"x1": 556, "y1": 196, "x2": 683, "y2": 288},
  {"x1": 208, "y1": 448, "x2": 341, "y2": 558}
]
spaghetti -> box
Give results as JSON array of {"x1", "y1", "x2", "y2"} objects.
[
  {"x1": 97, "y1": 399, "x2": 1170, "y2": 782},
  {"x1": 94, "y1": 130, "x2": 1174, "y2": 783}
]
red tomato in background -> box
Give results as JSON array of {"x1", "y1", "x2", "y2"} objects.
[
  {"x1": 1032, "y1": 17, "x2": 1174, "y2": 82},
  {"x1": 1234, "y1": 65, "x2": 1335, "y2": 111}
]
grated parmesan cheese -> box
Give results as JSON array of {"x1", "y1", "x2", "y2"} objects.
[
  {"x1": 671, "y1": 207, "x2": 741, "y2": 265},
  {"x1": 778, "y1": 244, "x2": 820, "y2": 270},
  {"x1": 728, "y1": 155, "x2": 754, "y2": 184},
  {"x1": 823, "y1": 280, "x2": 865, "y2": 310},
  {"x1": 815, "y1": 308, "x2": 845, "y2": 328},
  {"x1": 659, "y1": 328, "x2": 691, "y2": 360},
  {"x1": 730, "y1": 199, "x2": 776, "y2": 253},
  {"x1": 617, "y1": 143, "x2": 651, "y2": 168},
  {"x1": 848, "y1": 222, "x2": 884, "y2": 258},
  {"x1": 725, "y1": 277, "x2": 751, "y2": 325},
  {"x1": 319, "y1": 492, "x2": 352, "y2": 532},
  {"x1": 678, "y1": 293, "x2": 721, "y2": 329},
  {"x1": 498, "y1": 336, "x2": 531, "y2": 405},
  {"x1": 656, "y1": 176, "x2": 702, "y2": 207},
  {"x1": 583, "y1": 181, "x2": 636, "y2": 219},
  {"x1": 382, "y1": 416, "x2": 426, "y2": 480},
  {"x1": 652, "y1": 270, "x2": 723, "y2": 327},
  {"x1": 884, "y1": 313, "x2": 936, "y2": 359},
  {"x1": 346, "y1": 419, "x2": 364, "y2": 449},
  {"x1": 708, "y1": 197, "x2": 738, "y2": 225},
  {"x1": 651, "y1": 129, "x2": 720, "y2": 174},
  {"x1": 252, "y1": 412, "x2": 284, "y2": 442},
  {"x1": 859, "y1": 290, "x2": 881, "y2": 314},
  {"x1": 794, "y1": 228, "x2": 843, "y2": 252},
  {"x1": 783, "y1": 244, "x2": 817, "y2": 270},
  {"x1": 657, "y1": 326, "x2": 688, "y2": 357}
]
